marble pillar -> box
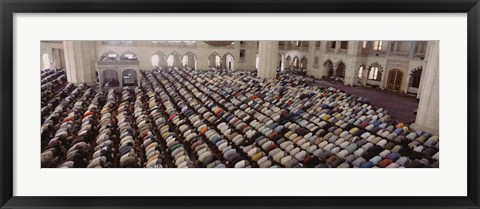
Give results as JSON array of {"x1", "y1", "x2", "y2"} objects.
[
  {"x1": 411, "y1": 41, "x2": 439, "y2": 134},
  {"x1": 63, "y1": 41, "x2": 97, "y2": 86},
  {"x1": 409, "y1": 41, "x2": 417, "y2": 59},
  {"x1": 257, "y1": 41, "x2": 279, "y2": 78},
  {"x1": 52, "y1": 48, "x2": 62, "y2": 69}
]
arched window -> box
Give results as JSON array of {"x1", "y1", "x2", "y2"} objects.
[
  {"x1": 368, "y1": 67, "x2": 380, "y2": 80},
  {"x1": 42, "y1": 53, "x2": 50, "y2": 70},
  {"x1": 106, "y1": 53, "x2": 118, "y2": 60},
  {"x1": 373, "y1": 41, "x2": 383, "y2": 50},
  {"x1": 367, "y1": 62, "x2": 383, "y2": 81},
  {"x1": 101, "y1": 50, "x2": 119, "y2": 61},
  {"x1": 362, "y1": 41, "x2": 368, "y2": 48},
  {"x1": 120, "y1": 51, "x2": 137, "y2": 60},
  {"x1": 358, "y1": 66, "x2": 364, "y2": 79}
]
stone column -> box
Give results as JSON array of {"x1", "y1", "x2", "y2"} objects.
[
  {"x1": 306, "y1": 41, "x2": 316, "y2": 76},
  {"x1": 393, "y1": 41, "x2": 399, "y2": 52},
  {"x1": 45, "y1": 48, "x2": 54, "y2": 69},
  {"x1": 257, "y1": 41, "x2": 279, "y2": 78},
  {"x1": 411, "y1": 41, "x2": 439, "y2": 134},
  {"x1": 52, "y1": 48, "x2": 62, "y2": 69},
  {"x1": 343, "y1": 42, "x2": 360, "y2": 86},
  {"x1": 59, "y1": 49, "x2": 66, "y2": 69},
  {"x1": 63, "y1": 41, "x2": 97, "y2": 86},
  {"x1": 335, "y1": 41, "x2": 341, "y2": 53},
  {"x1": 409, "y1": 41, "x2": 417, "y2": 59},
  {"x1": 386, "y1": 41, "x2": 392, "y2": 56}
]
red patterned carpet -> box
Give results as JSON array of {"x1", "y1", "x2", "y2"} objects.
[{"x1": 313, "y1": 80, "x2": 419, "y2": 124}]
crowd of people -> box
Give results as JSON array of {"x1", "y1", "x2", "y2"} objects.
[{"x1": 40, "y1": 67, "x2": 439, "y2": 168}]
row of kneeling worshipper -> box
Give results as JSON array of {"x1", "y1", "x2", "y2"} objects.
[
  {"x1": 40, "y1": 67, "x2": 439, "y2": 168},
  {"x1": 41, "y1": 69, "x2": 68, "y2": 111}
]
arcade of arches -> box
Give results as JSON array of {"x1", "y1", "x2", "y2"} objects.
[{"x1": 40, "y1": 40, "x2": 439, "y2": 168}]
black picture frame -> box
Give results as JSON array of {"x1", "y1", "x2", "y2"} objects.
[{"x1": 1, "y1": 0, "x2": 479, "y2": 208}]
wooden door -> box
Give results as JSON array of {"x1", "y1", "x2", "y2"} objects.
[{"x1": 386, "y1": 69, "x2": 403, "y2": 92}]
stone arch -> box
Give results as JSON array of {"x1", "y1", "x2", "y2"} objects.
[
  {"x1": 292, "y1": 56, "x2": 300, "y2": 68},
  {"x1": 101, "y1": 69, "x2": 119, "y2": 87},
  {"x1": 285, "y1": 55, "x2": 292, "y2": 68},
  {"x1": 152, "y1": 51, "x2": 167, "y2": 68},
  {"x1": 223, "y1": 52, "x2": 235, "y2": 70},
  {"x1": 300, "y1": 56, "x2": 308, "y2": 70},
  {"x1": 323, "y1": 59, "x2": 334, "y2": 77},
  {"x1": 182, "y1": 51, "x2": 197, "y2": 70},
  {"x1": 335, "y1": 61, "x2": 346, "y2": 78},
  {"x1": 323, "y1": 58, "x2": 333, "y2": 66},
  {"x1": 208, "y1": 52, "x2": 222, "y2": 69},
  {"x1": 409, "y1": 66, "x2": 423, "y2": 88},
  {"x1": 100, "y1": 50, "x2": 119, "y2": 61},
  {"x1": 167, "y1": 51, "x2": 182, "y2": 68},
  {"x1": 120, "y1": 50, "x2": 138, "y2": 60},
  {"x1": 368, "y1": 61, "x2": 384, "y2": 72},
  {"x1": 357, "y1": 64, "x2": 367, "y2": 79}
]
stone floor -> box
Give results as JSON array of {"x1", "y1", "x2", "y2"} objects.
[{"x1": 313, "y1": 80, "x2": 419, "y2": 124}]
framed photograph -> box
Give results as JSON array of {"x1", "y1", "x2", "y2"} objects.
[{"x1": 1, "y1": 0, "x2": 479, "y2": 208}]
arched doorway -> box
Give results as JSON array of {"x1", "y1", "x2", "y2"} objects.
[
  {"x1": 122, "y1": 69, "x2": 138, "y2": 86},
  {"x1": 222, "y1": 53, "x2": 234, "y2": 71},
  {"x1": 167, "y1": 52, "x2": 182, "y2": 68},
  {"x1": 208, "y1": 53, "x2": 221, "y2": 69},
  {"x1": 409, "y1": 66, "x2": 423, "y2": 88},
  {"x1": 323, "y1": 60, "x2": 334, "y2": 77},
  {"x1": 152, "y1": 52, "x2": 167, "y2": 68},
  {"x1": 292, "y1": 57, "x2": 299, "y2": 69},
  {"x1": 386, "y1": 69, "x2": 403, "y2": 92},
  {"x1": 182, "y1": 52, "x2": 197, "y2": 70},
  {"x1": 336, "y1": 62, "x2": 346, "y2": 78},
  {"x1": 300, "y1": 57, "x2": 308, "y2": 70},
  {"x1": 285, "y1": 56, "x2": 291, "y2": 70}
]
